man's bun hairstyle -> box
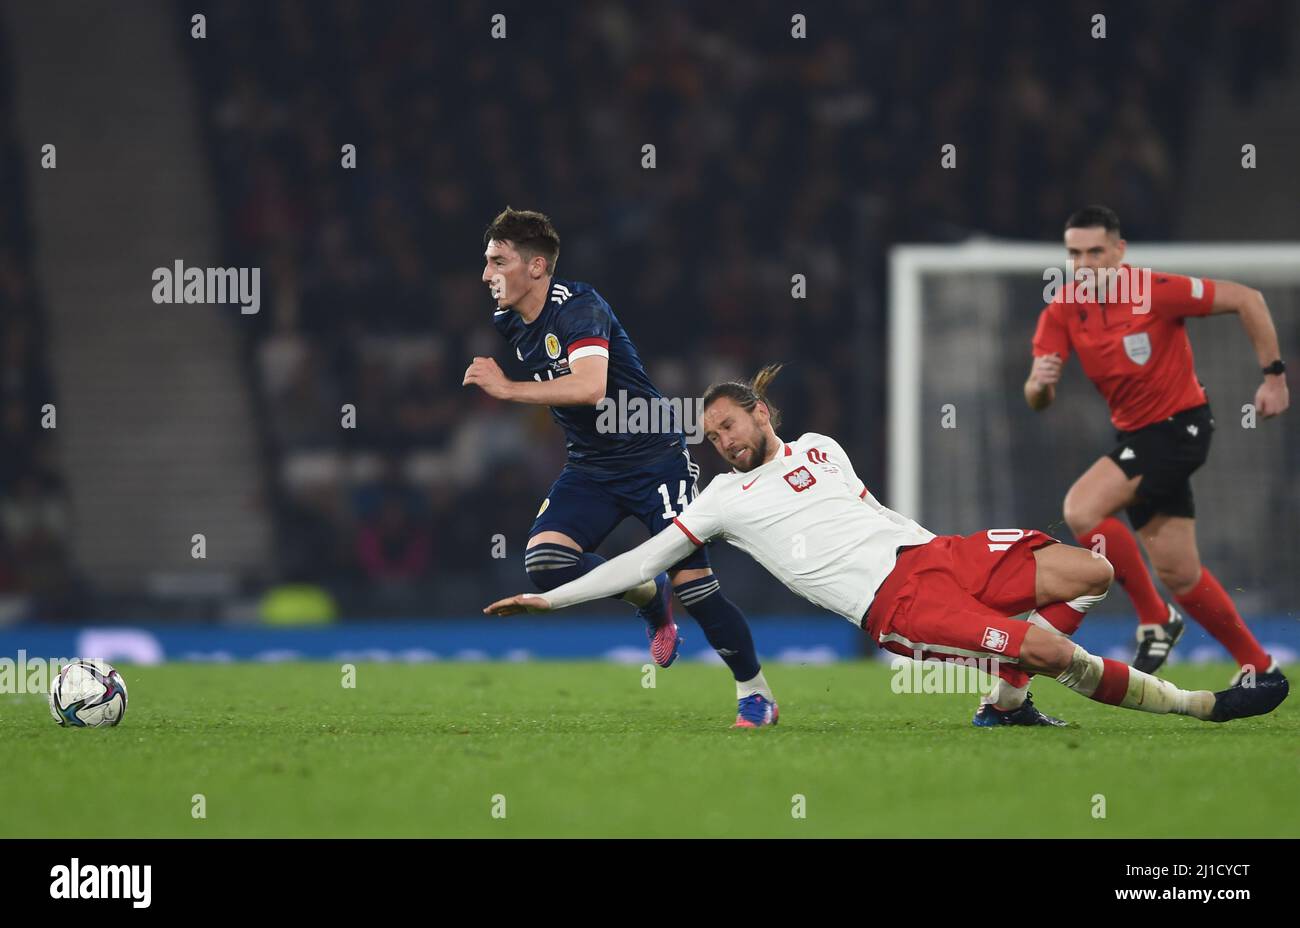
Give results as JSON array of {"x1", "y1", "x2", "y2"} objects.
[{"x1": 702, "y1": 363, "x2": 784, "y2": 428}]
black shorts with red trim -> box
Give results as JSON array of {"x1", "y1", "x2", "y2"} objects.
[{"x1": 1108, "y1": 402, "x2": 1213, "y2": 530}]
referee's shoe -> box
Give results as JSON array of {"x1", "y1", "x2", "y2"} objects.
[
  {"x1": 1133, "y1": 604, "x2": 1184, "y2": 674},
  {"x1": 1229, "y1": 660, "x2": 1287, "y2": 689}
]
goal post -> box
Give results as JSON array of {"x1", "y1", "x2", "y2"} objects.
[{"x1": 887, "y1": 240, "x2": 1300, "y2": 616}]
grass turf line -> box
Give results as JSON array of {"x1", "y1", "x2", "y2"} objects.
[{"x1": 0, "y1": 661, "x2": 1294, "y2": 837}]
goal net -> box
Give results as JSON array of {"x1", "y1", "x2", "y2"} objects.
[{"x1": 888, "y1": 241, "x2": 1300, "y2": 618}]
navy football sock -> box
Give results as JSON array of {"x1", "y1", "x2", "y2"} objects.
[
  {"x1": 675, "y1": 575, "x2": 761, "y2": 681},
  {"x1": 523, "y1": 543, "x2": 584, "y2": 591},
  {"x1": 523, "y1": 544, "x2": 658, "y2": 614}
]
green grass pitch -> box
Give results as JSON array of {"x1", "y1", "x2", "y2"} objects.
[{"x1": 1, "y1": 661, "x2": 1295, "y2": 837}]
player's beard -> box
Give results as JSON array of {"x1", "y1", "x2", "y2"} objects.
[{"x1": 734, "y1": 432, "x2": 771, "y2": 473}]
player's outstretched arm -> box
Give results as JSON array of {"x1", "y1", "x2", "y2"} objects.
[
  {"x1": 463, "y1": 355, "x2": 608, "y2": 407},
  {"x1": 1208, "y1": 280, "x2": 1289, "y2": 418},
  {"x1": 1024, "y1": 354, "x2": 1061, "y2": 411},
  {"x1": 484, "y1": 523, "x2": 697, "y2": 616},
  {"x1": 482, "y1": 592, "x2": 553, "y2": 616}
]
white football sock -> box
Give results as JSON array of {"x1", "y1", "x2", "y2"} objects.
[
  {"x1": 737, "y1": 670, "x2": 773, "y2": 701},
  {"x1": 986, "y1": 677, "x2": 1028, "y2": 710},
  {"x1": 1054, "y1": 645, "x2": 1215, "y2": 719}
]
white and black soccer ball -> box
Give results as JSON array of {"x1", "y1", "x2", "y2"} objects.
[{"x1": 48, "y1": 659, "x2": 128, "y2": 728}]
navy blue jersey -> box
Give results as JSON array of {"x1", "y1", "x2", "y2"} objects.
[{"x1": 492, "y1": 278, "x2": 684, "y2": 471}]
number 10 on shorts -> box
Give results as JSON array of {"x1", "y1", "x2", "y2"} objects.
[{"x1": 986, "y1": 529, "x2": 1026, "y2": 552}]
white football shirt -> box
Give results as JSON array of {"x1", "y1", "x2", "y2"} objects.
[
  {"x1": 536, "y1": 432, "x2": 935, "y2": 625},
  {"x1": 673, "y1": 433, "x2": 935, "y2": 624}
]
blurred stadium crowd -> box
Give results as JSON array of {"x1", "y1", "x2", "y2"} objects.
[
  {"x1": 1, "y1": 0, "x2": 1293, "y2": 616},
  {"x1": 0, "y1": 24, "x2": 69, "y2": 611}
]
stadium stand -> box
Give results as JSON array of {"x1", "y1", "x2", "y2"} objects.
[{"x1": 0, "y1": 0, "x2": 1293, "y2": 617}]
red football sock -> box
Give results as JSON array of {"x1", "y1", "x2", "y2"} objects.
[
  {"x1": 997, "y1": 665, "x2": 1031, "y2": 690},
  {"x1": 1174, "y1": 568, "x2": 1271, "y2": 671},
  {"x1": 1078, "y1": 518, "x2": 1165, "y2": 625},
  {"x1": 989, "y1": 662, "x2": 1032, "y2": 709},
  {"x1": 1035, "y1": 600, "x2": 1087, "y2": 636},
  {"x1": 1089, "y1": 658, "x2": 1131, "y2": 706}
]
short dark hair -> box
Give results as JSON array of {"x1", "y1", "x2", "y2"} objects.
[
  {"x1": 702, "y1": 363, "x2": 784, "y2": 429},
  {"x1": 1065, "y1": 205, "x2": 1122, "y2": 237},
  {"x1": 484, "y1": 207, "x2": 561, "y2": 273}
]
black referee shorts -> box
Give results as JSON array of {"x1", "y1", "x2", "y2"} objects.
[{"x1": 1108, "y1": 403, "x2": 1214, "y2": 530}]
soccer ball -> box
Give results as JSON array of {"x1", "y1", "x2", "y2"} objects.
[{"x1": 49, "y1": 659, "x2": 128, "y2": 728}]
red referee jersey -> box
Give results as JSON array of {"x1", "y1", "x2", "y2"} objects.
[{"x1": 1032, "y1": 265, "x2": 1216, "y2": 431}]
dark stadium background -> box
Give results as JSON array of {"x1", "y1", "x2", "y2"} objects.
[{"x1": 0, "y1": 1, "x2": 1295, "y2": 663}]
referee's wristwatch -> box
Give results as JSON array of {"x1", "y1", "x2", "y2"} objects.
[{"x1": 1262, "y1": 360, "x2": 1286, "y2": 377}]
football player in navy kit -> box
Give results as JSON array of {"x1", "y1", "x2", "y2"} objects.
[{"x1": 463, "y1": 208, "x2": 777, "y2": 727}]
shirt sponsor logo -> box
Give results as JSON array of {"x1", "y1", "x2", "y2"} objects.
[
  {"x1": 784, "y1": 467, "x2": 817, "y2": 492},
  {"x1": 1122, "y1": 332, "x2": 1152, "y2": 365}
]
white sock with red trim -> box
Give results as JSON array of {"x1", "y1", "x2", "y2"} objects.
[{"x1": 1055, "y1": 645, "x2": 1213, "y2": 718}]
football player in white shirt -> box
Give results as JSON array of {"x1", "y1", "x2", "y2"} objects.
[{"x1": 486, "y1": 365, "x2": 1289, "y2": 728}]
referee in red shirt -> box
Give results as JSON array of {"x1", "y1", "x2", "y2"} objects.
[{"x1": 1025, "y1": 206, "x2": 1289, "y2": 682}]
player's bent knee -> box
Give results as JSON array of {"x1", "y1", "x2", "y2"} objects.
[
  {"x1": 526, "y1": 531, "x2": 581, "y2": 551},
  {"x1": 1055, "y1": 544, "x2": 1112, "y2": 598},
  {"x1": 523, "y1": 542, "x2": 584, "y2": 591},
  {"x1": 1087, "y1": 555, "x2": 1115, "y2": 595},
  {"x1": 1061, "y1": 497, "x2": 1098, "y2": 536},
  {"x1": 1155, "y1": 565, "x2": 1200, "y2": 597},
  {"x1": 669, "y1": 567, "x2": 713, "y2": 586}
]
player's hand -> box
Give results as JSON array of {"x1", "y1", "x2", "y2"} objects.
[
  {"x1": 484, "y1": 594, "x2": 552, "y2": 616},
  {"x1": 462, "y1": 356, "x2": 514, "y2": 400},
  {"x1": 1030, "y1": 353, "x2": 1063, "y2": 388},
  {"x1": 1255, "y1": 376, "x2": 1289, "y2": 418}
]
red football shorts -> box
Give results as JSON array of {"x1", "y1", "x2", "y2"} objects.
[{"x1": 865, "y1": 529, "x2": 1058, "y2": 665}]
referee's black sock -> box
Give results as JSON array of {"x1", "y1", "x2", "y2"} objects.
[{"x1": 675, "y1": 575, "x2": 761, "y2": 682}]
